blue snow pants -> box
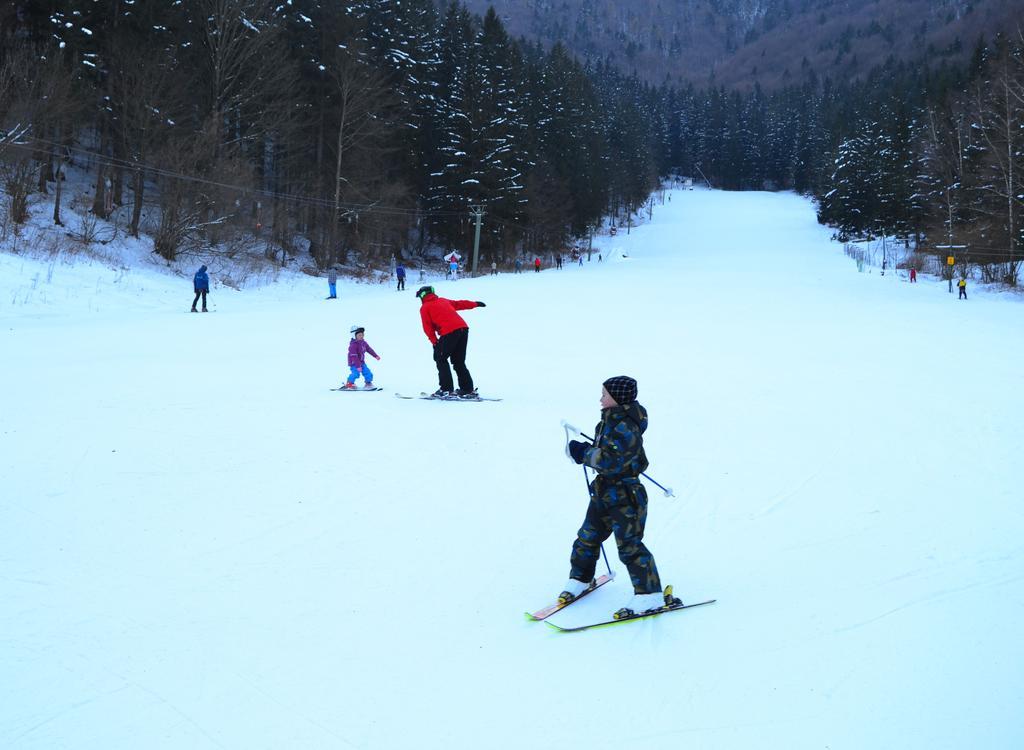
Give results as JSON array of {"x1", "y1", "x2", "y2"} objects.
[{"x1": 347, "y1": 364, "x2": 373, "y2": 384}]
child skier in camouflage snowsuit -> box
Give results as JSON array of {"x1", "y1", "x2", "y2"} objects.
[{"x1": 563, "y1": 376, "x2": 671, "y2": 617}]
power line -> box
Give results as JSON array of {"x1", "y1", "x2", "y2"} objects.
[{"x1": 11, "y1": 135, "x2": 475, "y2": 219}]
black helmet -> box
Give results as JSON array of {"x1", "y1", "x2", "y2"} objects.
[{"x1": 416, "y1": 285, "x2": 434, "y2": 299}]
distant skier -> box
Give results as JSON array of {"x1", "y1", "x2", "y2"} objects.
[
  {"x1": 416, "y1": 285, "x2": 485, "y2": 399},
  {"x1": 191, "y1": 265, "x2": 209, "y2": 312},
  {"x1": 327, "y1": 267, "x2": 338, "y2": 299},
  {"x1": 958, "y1": 277, "x2": 967, "y2": 299},
  {"x1": 395, "y1": 264, "x2": 406, "y2": 291},
  {"x1": 491, "y1": 261, "x2": 498, "y2": 276},
  {"x1": 514, "y1": 258, "x2": 522, "y2": 274},
  {"x1": 534, "y1": 257, "x2": 541, "y2": 272},
  {"x1": 561, "y1": 376, "x2": 676, "y2": 619},
  {"x1": 909, "y1": 268, "x2": 917, "y2": 283},
  {"x1": 342, "y1": 326, "x2": 380, "y2": 389}
]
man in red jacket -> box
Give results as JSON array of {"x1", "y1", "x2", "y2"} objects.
[{"x1": 416, "y1": 285, "x2": 486, "y2": 398}]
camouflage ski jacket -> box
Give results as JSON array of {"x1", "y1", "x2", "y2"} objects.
[{"x1": 581, "y1": 402, "x2": 649, "y2": 481}]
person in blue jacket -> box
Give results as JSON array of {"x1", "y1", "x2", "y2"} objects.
[
  {"x1": 395, "y1": 264, "x2": 406, "y2": 291},
  {"x1": 192, "y1": 265, "x2": 209, "y2": 312}
]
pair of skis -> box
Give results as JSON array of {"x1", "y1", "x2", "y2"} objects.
[
  {"x1": 394, "y1": 391, "x2": 502, "y2": 402},
  {"x1": 330, "y1": 388, "x2": 500, "y2": 400},
  {"x1": 525, "y1": 575, "x2": 715, "y2": 632}
]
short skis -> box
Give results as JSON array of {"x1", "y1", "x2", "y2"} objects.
[
  {"x1": 331, "y1": 386, "x2": 383, "y2": 392},
  {"x1": 524, "y1": 573, "x2": 615, "y2": 621},
  {"x1": 545, "y1": 598, "x2": 716, "y2": 633}
]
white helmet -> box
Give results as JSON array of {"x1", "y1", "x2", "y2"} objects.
[{"x1": 350, "y1": 325, "x2": 365, "y2": 334}]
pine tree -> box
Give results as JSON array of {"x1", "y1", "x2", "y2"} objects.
[
  {"x1": 427, "y1": 1, "x2": 477, "y2": 252},
  {"x1": 539, "y1": 43, "x2": 607, "y2": 235},
  {"x1": 818, "y1": 129, "x2": 876, "y2": 239},
  {"x1": 474, "y1": 8, "x2": 526, "y2": 258}
]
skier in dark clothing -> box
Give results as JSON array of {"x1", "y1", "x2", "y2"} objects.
[
  {"x1": 192, "y1": 265, "x2": 209, "y2": 312},
  {"x1": 416, "y1": 285, "x2": 486, "y2": 399},
  {"x1": 396, "y1": 264, "x2": 406, "y2": 291},
  {"x1": 562, "y1": 376, "x2": 675, "y2": 618},
  {"x1": 327, "y1": 267, "x2": 338, "y2": 299}
]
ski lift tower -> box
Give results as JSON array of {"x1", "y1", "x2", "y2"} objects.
[{"x1": 470, "y1": 204, "x2": 484, "y2": 275}]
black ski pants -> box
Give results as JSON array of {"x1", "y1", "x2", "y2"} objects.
[
  {"x1": 434, "y1": 327, "x2": 473, "y2": 393},
  {"x1": 192, "y1": 290, "x2": 207, "y2": 311}
]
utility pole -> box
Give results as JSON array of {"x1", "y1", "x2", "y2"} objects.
[
  {"x1": 694, "y1": 163, "x2": 712, "y2": 189},
  {"x1": 936, "y1": 244, "x2": 965, "y2": 293},
  {"x1": 470, "y1": 204, "x2": 484, "y2": 275},
  {"x1": 947, "y1": 188, "x2": 954, "y2": 293}
]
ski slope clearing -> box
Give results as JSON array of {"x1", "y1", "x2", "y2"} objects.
[{"x1": 2, "y1": 189, "x2": 1022, "y2": 749}]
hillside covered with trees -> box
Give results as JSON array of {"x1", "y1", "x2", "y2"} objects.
[
  {"x1": 458, "y1": 0, "x2": 1021, "y2": 90},
  {"x1": 1, "y1": 0, "x2": 662, "y2": 270},
  {"x1": 1, "y1": 1, "x2": 1022, "y2": 286}
]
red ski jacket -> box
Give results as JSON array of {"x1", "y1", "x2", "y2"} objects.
[{"x1": 419, "y1": 293, "x2": 480, "y2": 345}]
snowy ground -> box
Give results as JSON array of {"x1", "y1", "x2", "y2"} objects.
[{"x1": 2, "y1": 188, "x2": 1023, "y2": 750}]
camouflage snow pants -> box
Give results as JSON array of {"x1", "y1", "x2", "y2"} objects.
[{"x1": 569, "y1": 476, "x2": 662, "y2": 594}]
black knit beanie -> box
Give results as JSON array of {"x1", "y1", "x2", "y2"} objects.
[{"x1": 603, "y1": 376, "x2": 638, "y2": 405}]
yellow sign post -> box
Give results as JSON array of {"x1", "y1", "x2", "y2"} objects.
[{"x1": 947, "y1": 256, "x2": 955, "y2": 266}]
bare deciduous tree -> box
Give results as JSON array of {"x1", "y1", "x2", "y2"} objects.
[
  {"x1": 189, "y1": 0, "x2": 297, "y2": 153},
  {"x1": 109, "y1": 37, "x2": 186, "y2": 238},
  {"x1": 0, "y1": 42, "x2": 79, "y2": 226},
  {"x1": 323, "y1": 50, "x2": 401, "y2": 266},
  {"x1": 151, "y1": 129, "x2": 219, "y2": 261},
  {"x1": 969, "y1": 45, "x2": 1024, "y2": 284}
]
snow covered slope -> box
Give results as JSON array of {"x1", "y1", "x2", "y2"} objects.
[{"x1": 2, "y1": 189, "x2": 1022, "y2": 749}]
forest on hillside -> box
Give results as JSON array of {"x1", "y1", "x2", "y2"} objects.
[
  {"x1": 457, "y1": 0, "x2": 1022, "y2": 90},
  {"x1": 1, "y1": 0, "x2": 662, "y2": 271},
  {"x1": 1, "y1": 1, "x2": 1022, "y2": 285}
]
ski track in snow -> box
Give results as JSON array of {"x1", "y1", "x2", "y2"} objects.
[{"x1": 832, "y1": 571, "x2": 1024, "y2": 636}]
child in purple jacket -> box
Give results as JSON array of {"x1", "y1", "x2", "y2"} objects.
[{"x1": 343, "y1": 326, "x2": 381, "y2": 389}]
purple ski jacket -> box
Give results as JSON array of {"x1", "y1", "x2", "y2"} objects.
[{"x1": 348, "y1": 338, "x2": 379, "y2": 367}]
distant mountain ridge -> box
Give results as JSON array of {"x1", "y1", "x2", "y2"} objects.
[{"x1": 451, "y1": 0, "x2": 1022, "y2": 88}]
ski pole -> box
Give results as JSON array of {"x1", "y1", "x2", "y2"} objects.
[
  {"x1": 582, "y1": 464, "x2": 614, "y2": 578},
  {"x1": 562, "y1": 420, "x2": 675, "y2": 498},
  {"x1": 564, "y1": 423, "x2": 613, "y2": 577}
]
